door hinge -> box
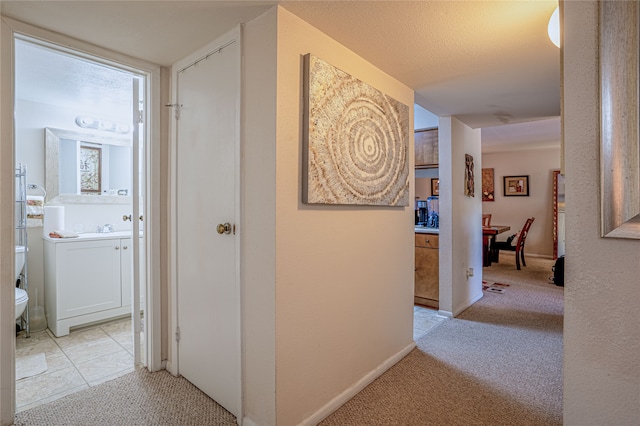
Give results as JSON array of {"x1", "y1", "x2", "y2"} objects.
[
  {"x1": 175, "y1": 326, "x2": 180, "y2": 342},
  {"x1": 165, "y1": 103, "x2": 182, "y2": 120},
  {"x1": 136, "y1": 110, "x2": 144, "y2": 124}
]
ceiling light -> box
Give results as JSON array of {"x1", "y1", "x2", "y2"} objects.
[{"x1": 548, "y1": 6, "x2": 560, "y2": 48}]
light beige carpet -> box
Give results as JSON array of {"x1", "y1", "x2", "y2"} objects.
[
  {"x1": 14, "y1": 254, "x2": 561, "y2": 426},
  {"x1": 321, "y1": 271, "x2": 563, "y2": 425},
  {"x1": 13, "y1": 368, "x2": 236, "y2": 426}
]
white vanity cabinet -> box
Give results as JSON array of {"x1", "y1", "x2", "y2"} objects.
[{"x1": 44, "y1": 235, "x2": 135, "y2": 337}]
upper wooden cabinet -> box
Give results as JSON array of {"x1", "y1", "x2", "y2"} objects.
[{"x1": 415, "y1": 128, "x2": 438, "y2": 168}]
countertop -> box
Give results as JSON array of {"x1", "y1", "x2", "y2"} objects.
[
  {"x1": 44, "y1": 230, "x2": 141, "y2": 242},
  {"x1": 414, "y1": 226, "x2": 439, "y2": 234}
]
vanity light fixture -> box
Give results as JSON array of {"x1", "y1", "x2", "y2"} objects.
[
  {"x1": 548, "y1": 6, "x2": 560, "y2": 48},
  {"x1": 75, "y1": 115, "x2": 131, "y2": 134}
]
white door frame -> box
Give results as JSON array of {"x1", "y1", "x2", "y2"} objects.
[
  {"x1": 0, "y1": 17, "x2": 162, "y2": 424},
  {"x1": 167, "y1": 26, "x2": 243, "y2": 420}
]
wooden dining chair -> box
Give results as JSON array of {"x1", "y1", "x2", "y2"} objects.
[
  {"x1": 482, "y1": 214, "x2": 492, "y2": 227},
  {"x1": 491, "y1": 217, "x2": 535, "y2": 270}
]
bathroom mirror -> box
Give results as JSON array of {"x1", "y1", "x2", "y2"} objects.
[{"x1": 45, "y1": 127, "x2": 132, "y2": 204}]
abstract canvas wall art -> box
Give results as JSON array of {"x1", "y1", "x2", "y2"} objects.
[
  {"x1": 482, "y1": 168, "x2": 495, "y2": 201},
  {"x1": 465, "y1": 154, "x2": 475, "y2": 197},
  {"x1": 302, "y1": 54, "x2": 410, "y2": 206}
]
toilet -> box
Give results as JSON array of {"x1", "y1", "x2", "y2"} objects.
[
  {"x1": 15, "y1": 246, "x2": 28, "y2": 320},
  {"x1": 15, "y1": 288, "x2": 28, "y2": 321}
]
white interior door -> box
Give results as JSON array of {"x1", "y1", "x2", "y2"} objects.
[{"x1": 175, "y1": 39, "x2": 240, "y2": 417}]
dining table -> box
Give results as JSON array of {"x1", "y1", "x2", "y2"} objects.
[{"x1": 482, "y1": 225, "x2": 511, "y2": 267}]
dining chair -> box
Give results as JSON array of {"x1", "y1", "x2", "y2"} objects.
[
  {"x1": 491, "y1": 217, "x2": 535, "y2": 270},
  {"x1": 482, "y1": 214, "x2": 492, "y2": 227}
]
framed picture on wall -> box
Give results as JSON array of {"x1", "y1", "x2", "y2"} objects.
[
  {"x1": 503, "y1": 175, "x2": 529, "y2": 196},
  {"x1": 431, "y1": 178, "x2": 439, "y2": 196},
  {"x1": 79, "y1": 145, "x2": 102, "y2": 194}
]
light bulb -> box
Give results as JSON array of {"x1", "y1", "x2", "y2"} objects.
[{"x1": 548, "y1": 6, "x2": 560, "y2": 48}]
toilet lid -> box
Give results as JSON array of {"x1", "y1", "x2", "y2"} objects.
[{"x1": 15, "y1": 288, "x2": 28, "y2": 303}]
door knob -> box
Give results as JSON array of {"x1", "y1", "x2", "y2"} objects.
[
  {"x1": 123, "y1": 215, "x2": 132, "y2": 222},
  {"x1": 217, "y1": 223, "x2": 232, "y2": 235}
]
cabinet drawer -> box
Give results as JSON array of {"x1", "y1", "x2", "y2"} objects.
[{"x1": 415, "y1": 233, "x2": 439, "y2": 248}]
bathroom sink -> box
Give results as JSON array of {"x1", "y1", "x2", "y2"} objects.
[{"x1": 78, "y1": 231, "x2": 133, "y2": 239}]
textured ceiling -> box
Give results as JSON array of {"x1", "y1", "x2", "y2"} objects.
[{"x1": 2, "y1": 0, "x2": 561, "y2": 145}]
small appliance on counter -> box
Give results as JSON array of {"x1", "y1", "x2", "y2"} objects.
[
  {"x1": 416, "y1": 200, "x2": 428, "y2": 226},
  {"x1": 426, "y1": 196, "x2": 439, "y2": 228}
]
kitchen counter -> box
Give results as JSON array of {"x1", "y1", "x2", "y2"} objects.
[{"x1": 414, "y1": 226, "x2": 439, "y2": 234}]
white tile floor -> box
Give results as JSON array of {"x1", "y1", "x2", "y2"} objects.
[
  {"x1": 15, "y1": 317, "x2": 135, "y2": 413},
  {"x1": 413, "y1": 304, "x2": 447, "y2": 340}
]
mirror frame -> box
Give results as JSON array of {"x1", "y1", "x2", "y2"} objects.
[
  {"x1": 599, "y1": 1, "x2": 640, "y2": 239},
  {"x1": 45, "y1": 127, "x2": 132, "y2": 204}
]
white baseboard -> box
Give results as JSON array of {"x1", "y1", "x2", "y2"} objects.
[
  {"x1": 452, "y1": 291, "x2": 483, "y2": 317},
  {"x1": 496, "y1": 250, "x2": 553, "y2": 260},
  {"x1": 437, "y1": 309, "x2": 453, "y2": 318},
  {"x1": 300, "y1": 341, "x2": 416, "y2": 425},
  {"x1": 241, "y1": 417, "x2": 259, "y2": 426}
]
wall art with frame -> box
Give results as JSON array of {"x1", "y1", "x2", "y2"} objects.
[
  {"x1": 503, "y1": 175, "x2": 529, "y2": 197},
  {"x1": 482, "y1": 168, "x2": 495, "y2": 201},
  {"x1": 431, "y1": 178, "x2": 439, "y2": 196},
  {"x1": 302, "y1": 54, "x2": 410, "y2": 206}
]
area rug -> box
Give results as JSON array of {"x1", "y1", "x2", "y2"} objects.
[
  {"x1": 482, "y1": 280, "x2": 510, "y2": 294},
  {"x1": 15, "y1": 353, "x2": 47, "y2": 381}
]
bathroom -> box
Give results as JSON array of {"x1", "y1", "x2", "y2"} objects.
[{"x1": 14, "y1": 36, "x2": 147, "y2": 410}]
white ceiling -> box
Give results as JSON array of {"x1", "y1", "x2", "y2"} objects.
[{"x1": 1, "y1": 0, "x2": 561, "y2": 149}]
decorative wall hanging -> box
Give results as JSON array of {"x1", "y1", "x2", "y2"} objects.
[
  {"x1": 464, "y1": 154, "x2": 475, "y2": 197},
  {"x1": 302, "y1": 54, "x2": 410, "y2": 206},
  {"x1": 80, "y1": 145, "x2": 101, "y2": 194},
  {"x1": 503, "y1": 175, "x2": 529, "y2": 197},
  {"x1": 431, "y1": 178, "x2": 439, "y2": 196},
  {"x1": 482, "y1": 168, "x2": 495, "y2": 201}
]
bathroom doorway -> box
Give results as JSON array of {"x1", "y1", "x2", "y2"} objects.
[{"x1": 12, "y1": 35, "x2": 149, "y2": 412}]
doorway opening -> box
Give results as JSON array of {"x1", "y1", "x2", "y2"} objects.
[{"x1": 13, "y1": 35, "x2": 148, "y2": 412}]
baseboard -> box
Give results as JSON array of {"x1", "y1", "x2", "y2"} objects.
[
  {"x1": 301, "y1": 341, "x2": 416, "y2": 425},
  {"x1": 496, "y1": 250, "x2": 553, "y2": 260},
  {"x1": 452, "y1": 290, "x2": 483, "y2": 317},
  {"x1": 437, "y1": 309, "x2": 453, "y2": 318},
  {"x1": 165, "y1": 361, "x2": 177, "y2": 376},
  {"x1": 241, "y1": 417, "x2": 259, "y2": 426}
]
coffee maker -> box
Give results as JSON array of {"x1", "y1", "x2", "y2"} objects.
[
  {"x1": 416, "y1": 200, "x2": 428, "y2": 226},
  {"x1": 426, "y1": 196, "x2": 439, "y2": 228}
]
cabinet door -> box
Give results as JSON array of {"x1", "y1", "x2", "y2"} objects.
[
  {"x1": 121, "y1": 238, "x2": 132, "y2": 308},
  {"x1": 57, "y1": 239, "x2": 122, "y2": 319},
  {"x1": 415, "y1": 128, "x2": 438, "y2": 168},
  {"x1": 415, "y1": 246, "x2": 439, "y2": 302}
]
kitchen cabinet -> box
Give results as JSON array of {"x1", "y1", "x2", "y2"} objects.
[
  {"x1": 44, "y1": 236, "x2": 134, "y2": 336},
  {"x1": 415, "y1": 128, "x2": 438, "y2": 168},
  {"x1": 415, "y1": 232, "x2": 439, "y2": 308}
]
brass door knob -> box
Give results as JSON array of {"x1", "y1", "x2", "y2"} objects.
[{"x1": 217, "y1": 223, "x2": 232, "y2": 235}]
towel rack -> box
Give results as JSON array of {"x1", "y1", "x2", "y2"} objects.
[{"x1": 27, "y1": 183, "x2": 47, "y2": 199}]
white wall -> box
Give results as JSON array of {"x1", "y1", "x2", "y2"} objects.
[
  {"x1": 241, "y1": 7, "x2": 278, "y2": 425},
  {"x1": 563, "y1": 2, "x2": 640, "y2": 424},
  {"x1": 242, "y1": 6, "x2": 413, "y2": 425},
  {"x1": 438, "y1": 117, "x2": 483, "y2": 317},
  {"x1": 414, "y1": 104, "x2": 438, "y2": 130},
  {"x1": 276, "y1": 7, "x2": 416, "y2": 423},
  {"x1": 482, "y1": 148, "x2": 560, "y2": 257}
]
